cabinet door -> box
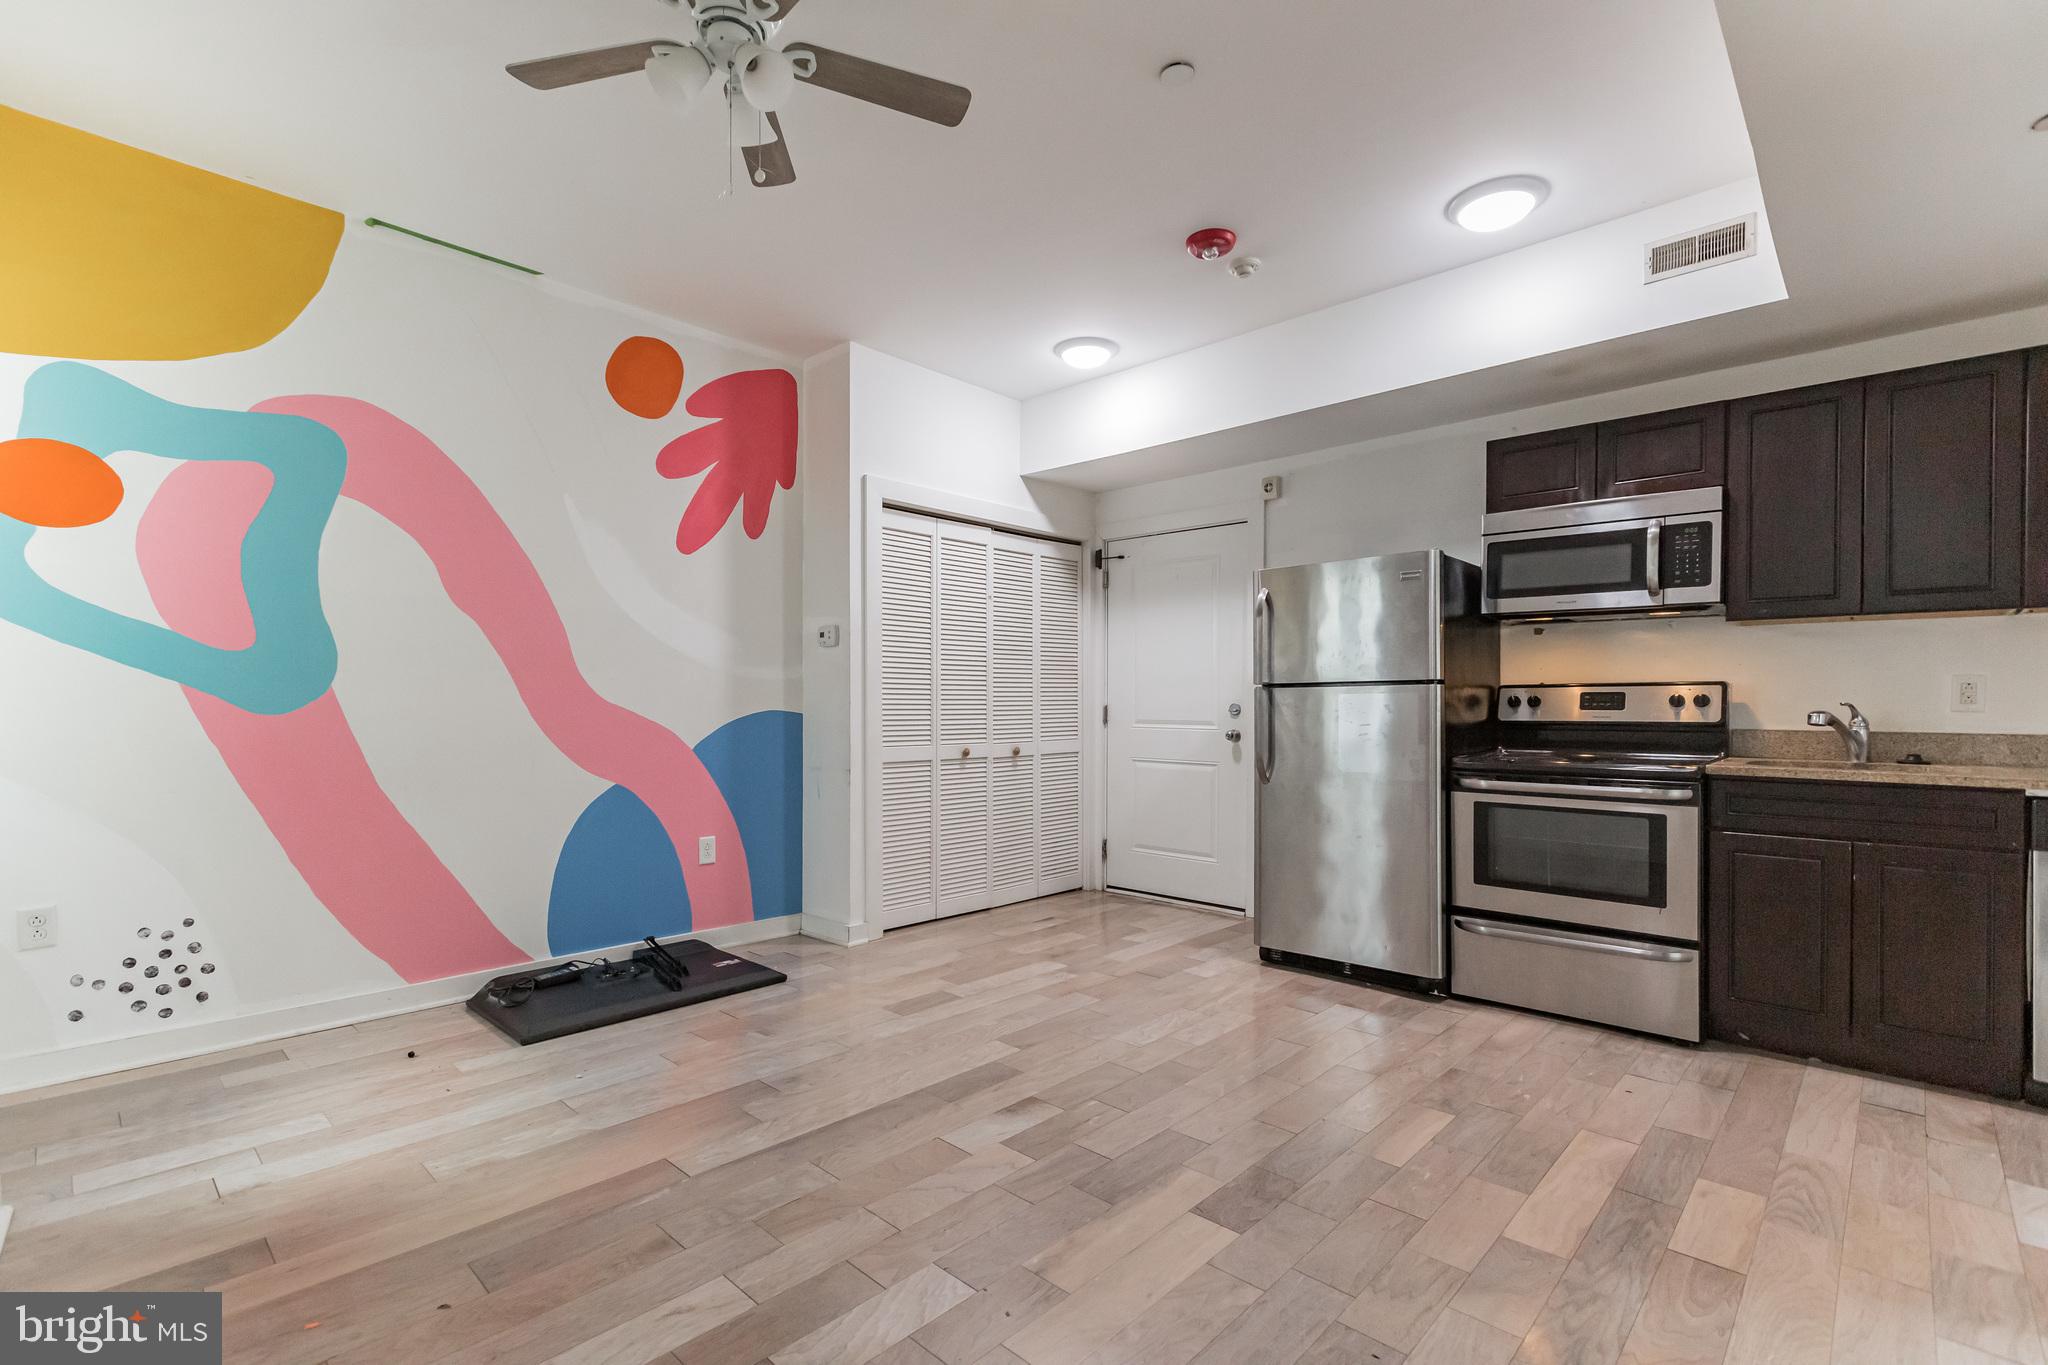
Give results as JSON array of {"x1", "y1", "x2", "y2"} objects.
[
  {"x1": 1851, "y1": 842, "x2": 2026, "y2": 1097},
  {"x1": 1595, "y1": 403, "x2": 1726, "y2": 500},
  {"x1": 1726, "y1": 381, "x2": 1864, "y2": 620},
  {"x1": 1863, "y1": 352, "x2": 2027, "y2": 614},
  {"x1": 2026, "y1": 348, "x2": 2048, "y2": 608},
  {"x1": 1706, "y1": 831, "x2": 1854, "y2": 1058},
  {"x1": 1486, "y1": 427, "x2": 1596, "y2": 513}
]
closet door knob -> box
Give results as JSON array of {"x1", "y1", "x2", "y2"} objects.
[
  {"x1": 1011, "y1": 745, "x2": 1022, "y2": 757},
  {"x1": 960, "y1": 747, "x2": 971, "y2": 759}
]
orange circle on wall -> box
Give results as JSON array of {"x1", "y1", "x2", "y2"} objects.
[
  {"x1": 605, "y1": 336, "x2": 685, "y2": 419},
  {"x1": 0, "y1": 437, "x2": 125, "y2": 527}
]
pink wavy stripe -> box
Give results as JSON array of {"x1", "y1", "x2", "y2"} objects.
[
  {"x1": 137, "y1": 460, "x2": 526, "y2": 982},
  {"x1": 257, "y1": 394, "x2": 754, "y2": 930}
]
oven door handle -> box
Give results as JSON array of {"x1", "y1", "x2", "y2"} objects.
[
  {"x1": 1452, "y1": 916, "x2": 1697, "y2": 964},
  {"x1": 1453, "y1": 776, "x2": 1694, "y2": 802}
]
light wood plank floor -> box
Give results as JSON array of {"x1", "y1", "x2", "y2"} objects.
[{"x1": 7, "y1": 891, "x2": 2048, "y2": 1364}]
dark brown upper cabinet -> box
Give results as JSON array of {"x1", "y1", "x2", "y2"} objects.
[
  {"x1": 1862, "y1": 352, "x2": 2027, "y2": 614},
  {"x1": 1726, "y1": 381, "x2": 1864, "y2": 620},
  {"x1": 1595, "y1": 403, "x2": 1726, "y2": 501},
  {"x1": 1484, "y1": 426, "x2": 1596, "y2": 513},
  {"x1": 2027, "y1": 348, "x2": 2048, "y2": 608}
]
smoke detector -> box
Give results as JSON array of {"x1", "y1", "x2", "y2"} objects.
[
  {"x1": 1185, "y1": 227, "x2": 1237, "y2": 261},
  {"x1": 1228, "y1": 255, "x2": 1262, "y2": 280}
]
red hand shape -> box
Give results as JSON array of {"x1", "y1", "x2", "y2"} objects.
[{"x1": 654, "y1": 369, "x2": 798, "y2": 554}]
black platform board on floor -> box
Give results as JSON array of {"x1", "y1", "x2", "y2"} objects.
[{"x1": 466, "y1": 938, "x2": 786, "y2": 1045}]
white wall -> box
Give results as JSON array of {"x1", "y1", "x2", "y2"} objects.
[
  {"x1": 1098, "y1": 303, "x2": 2048, "y2": 733},
  {"x1": 2, "y1": 220, "x2": 807, "y2": 1088},
  {"x1": 799, "y1": 344, "x2": 1093, "y2": 942}
]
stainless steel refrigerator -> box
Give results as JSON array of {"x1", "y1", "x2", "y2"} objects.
[{"x1": 1253, "y1": 550, "x2": 1495, "y2": 988}]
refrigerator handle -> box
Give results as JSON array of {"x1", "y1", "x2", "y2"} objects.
[
  {"x1": 1253, "y1": 585, "x2": 1272, "y2": 686},
  {"x1": 1255, "y1": 687, "x2": 1274, "y2": 784}
]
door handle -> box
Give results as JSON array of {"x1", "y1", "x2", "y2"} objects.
[
  {"x1": 1644, "y1": 520, "x2": 1663, "y2": 598},
  {"x1": 1255, "y1": 689, "x2": 1274, "y2": 784},
  {"x1": 1224, "y1": 729, "x2": 1242, "y2": 743},
  {"x1": 1253, "y1": 586, "x2": 1272, "y2": 686},
  {"x1": 1010, "y1": 745, "x2": 1022, "y2": 757},
  {"x1": 1453, "y1": 776, "x2": 1693, "y2": 802},
  {"x1": 1451, "y1": 916, "x2": 1696, "y2": 963}
]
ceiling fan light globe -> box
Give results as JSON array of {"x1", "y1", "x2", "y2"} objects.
[
  {"x1": 737, "y1": 43, "x2": 797, "y2": 111},
  {"x1": 646, "y1": 45, "x2": 716, "y2": 112}
]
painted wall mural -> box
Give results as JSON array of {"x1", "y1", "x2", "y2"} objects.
[{"x1": 0, "y1": 108, "x2": 801, "y2": 1059}]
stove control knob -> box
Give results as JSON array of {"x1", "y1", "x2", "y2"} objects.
[
  {"x1": 1504, "y1": 694, "x2": 1522, "y2": 709},
  {"x1": 1668, "y1": 693, "x2": 1686, "y2": 709},
  {"x1": 1693, "y1": 693, "x2": 1712, "y2": 710},
  {"x1": 1525, "y1": 694, "x2": 1542, "y2": 710}
]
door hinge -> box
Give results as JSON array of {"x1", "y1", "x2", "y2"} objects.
[
  {"x1": 1102, "y1": 838, "x2": 1109, "y2": 863},
  {"x1": 1102, "y1": 704, "x2": 1109, "y2": 726}
]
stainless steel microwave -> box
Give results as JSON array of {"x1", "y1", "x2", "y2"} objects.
[{"x1": 1481, "y1": 487, "x2": 1722, "y2": 618}]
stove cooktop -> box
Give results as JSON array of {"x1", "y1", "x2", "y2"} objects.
[{"x1": 1457, "y1": 682, "x2": 1731, "y2": 783}]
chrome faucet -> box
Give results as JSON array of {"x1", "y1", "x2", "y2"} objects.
[{"x1": 1807, "y1": 702, "x2": 1871, "y2": 764}]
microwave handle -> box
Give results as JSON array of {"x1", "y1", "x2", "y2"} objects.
[{"x1": 1644, "y1": 520, "x2": 1662, "y2": 598}]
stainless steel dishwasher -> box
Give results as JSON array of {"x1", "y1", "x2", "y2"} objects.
[{"x1": 2032, "y1": 799, "x2": 2048, "y2": 1101}]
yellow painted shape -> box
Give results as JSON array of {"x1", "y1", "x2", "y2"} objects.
[{"x1": 0, "y1": 105, "x2": 343, "y2": 360}]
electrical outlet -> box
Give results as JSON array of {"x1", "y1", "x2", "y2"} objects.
[
  {"x1": 16, "y1": 906, "x2": 56, "y2": 952},
  {"x1": 698, "y1": 836, "x2": 716, "y2": 865},
  {"x1": 1951, "y1": 673, "x2": 1986, "y2": 713}
]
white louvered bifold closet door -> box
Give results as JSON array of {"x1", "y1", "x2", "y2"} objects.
[
  {"x1": 878, "y1": 519, "x2": 939, "y2": 928},
  {"x1": 876, "y1": 510, "x2": 1083, "y2": 928},
  {"x1": 1035, "y1": 550, "x2": 1084, "y2": 894}
]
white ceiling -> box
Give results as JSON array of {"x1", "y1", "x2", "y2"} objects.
[{"x1": 0, "y1": 0, "x2": 1756, "y2": 398}]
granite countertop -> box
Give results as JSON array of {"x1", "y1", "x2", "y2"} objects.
[{"x1": 1709, "y1": 756, "x2": 2048, "y2": 792}]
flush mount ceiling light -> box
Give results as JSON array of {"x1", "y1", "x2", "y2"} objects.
[
  {"x1": 1446, "y1": 175, "x2": 1550, "y2": 233},
  {"x1": 1054, "y1": 337, "x2": 1119, "y2": 369}
]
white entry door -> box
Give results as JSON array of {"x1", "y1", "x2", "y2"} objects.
[{"x1": 1103, "y1": 522, "x2": 1256, "y2": 909}]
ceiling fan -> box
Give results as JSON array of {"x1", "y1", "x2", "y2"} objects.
[{"x1": 505, "y1": 0, "x2": 971, "y2": 189}]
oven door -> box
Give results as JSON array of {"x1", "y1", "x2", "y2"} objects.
[
  {"x1": 1482, "y1": 517, "x2": 1659, "y2": 615},
  {"x1": 1451, "y1": 778, "x2": 1700, "y2": 940}
]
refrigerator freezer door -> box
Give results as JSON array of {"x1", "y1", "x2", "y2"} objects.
[
  {"x1": 1255, "y1": 682, "x2": 1445, "y2": 979},
  {"x1": 1257, "y1": 551, "x2": 1445, "y2": 685}
]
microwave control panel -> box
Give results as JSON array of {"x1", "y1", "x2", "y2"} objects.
[{"x1": 1661, "y1": 521, "x2": 1715, "y2": 588}]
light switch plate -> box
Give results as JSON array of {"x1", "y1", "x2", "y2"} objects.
[{"x1": 698, "y1": 836, "x2": 716, "y2": 865}]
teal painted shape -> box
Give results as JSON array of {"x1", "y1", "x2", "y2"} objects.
[
  {"x1": 696, "y1": 709, "x2": 801, "y2": 921},
  {"x1": 1, "y1": 362, "x2": 343, "y2": 714},
  {"x1": 546, "y1": 785, "x2": 691, "y2": 955}
]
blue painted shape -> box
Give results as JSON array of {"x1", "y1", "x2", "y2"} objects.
[
  {"x1": 1, "y1": 362, "x2": 343, "y2": 714},
  {"x1": 546, "y1": 785, "x2": 691, "y2": 955},
  {"x1": 545, "y1": 710, "x2": 801, "y2": 952},
  {"x1": 697, "y1": 709, "x2": 802, "y2": 922}
]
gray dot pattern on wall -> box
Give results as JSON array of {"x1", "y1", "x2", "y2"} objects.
[{"x1": 73, "y1": 917, "x2": 218, "y2": 1025}]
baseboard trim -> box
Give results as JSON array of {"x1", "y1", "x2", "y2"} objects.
[
  {"x1": 0, "y1": 916, "x2": 802, "y2": 1097},
  {"x1": 798, "y1": 914, "x2": 881, "y2": 946}
]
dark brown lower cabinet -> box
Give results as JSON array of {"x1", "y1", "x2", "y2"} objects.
[
  {"x1": 1851, "y1": 841, "x2": 2026, "y2": 1096},
  {"x1": 1707, "y1": 782, "x2": 2028, "y2": 1097},
  {"x1": 1708, "y1": 832, "x2": 1854, "y2": 1061}
]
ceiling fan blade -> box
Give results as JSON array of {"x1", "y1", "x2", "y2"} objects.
[
  {"x1": 742, "y1": 112, "x2": 796, "y2": 188},
  {"x1": 757, "y1": 0, "x2": 806, "y2": 18},
  {"x1": 506, "y1": 40, "x2": 677, "y2": 90},
  {"x1": 790, "y1": 45, "x2": 971, "y2": 127}
]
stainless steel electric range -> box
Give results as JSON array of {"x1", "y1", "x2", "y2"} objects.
[{"x1": 1447, "y1": 682, "x2": 1727, "y2": 1041}]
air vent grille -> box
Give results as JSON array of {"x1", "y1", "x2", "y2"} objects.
[{"x1": 1644, "y1": 214, "x2": 1757, "y2": 282}]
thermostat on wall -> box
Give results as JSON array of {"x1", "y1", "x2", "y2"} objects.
[{"x1": 815, "y1": 623, "x2": 841, "y2": 648}]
